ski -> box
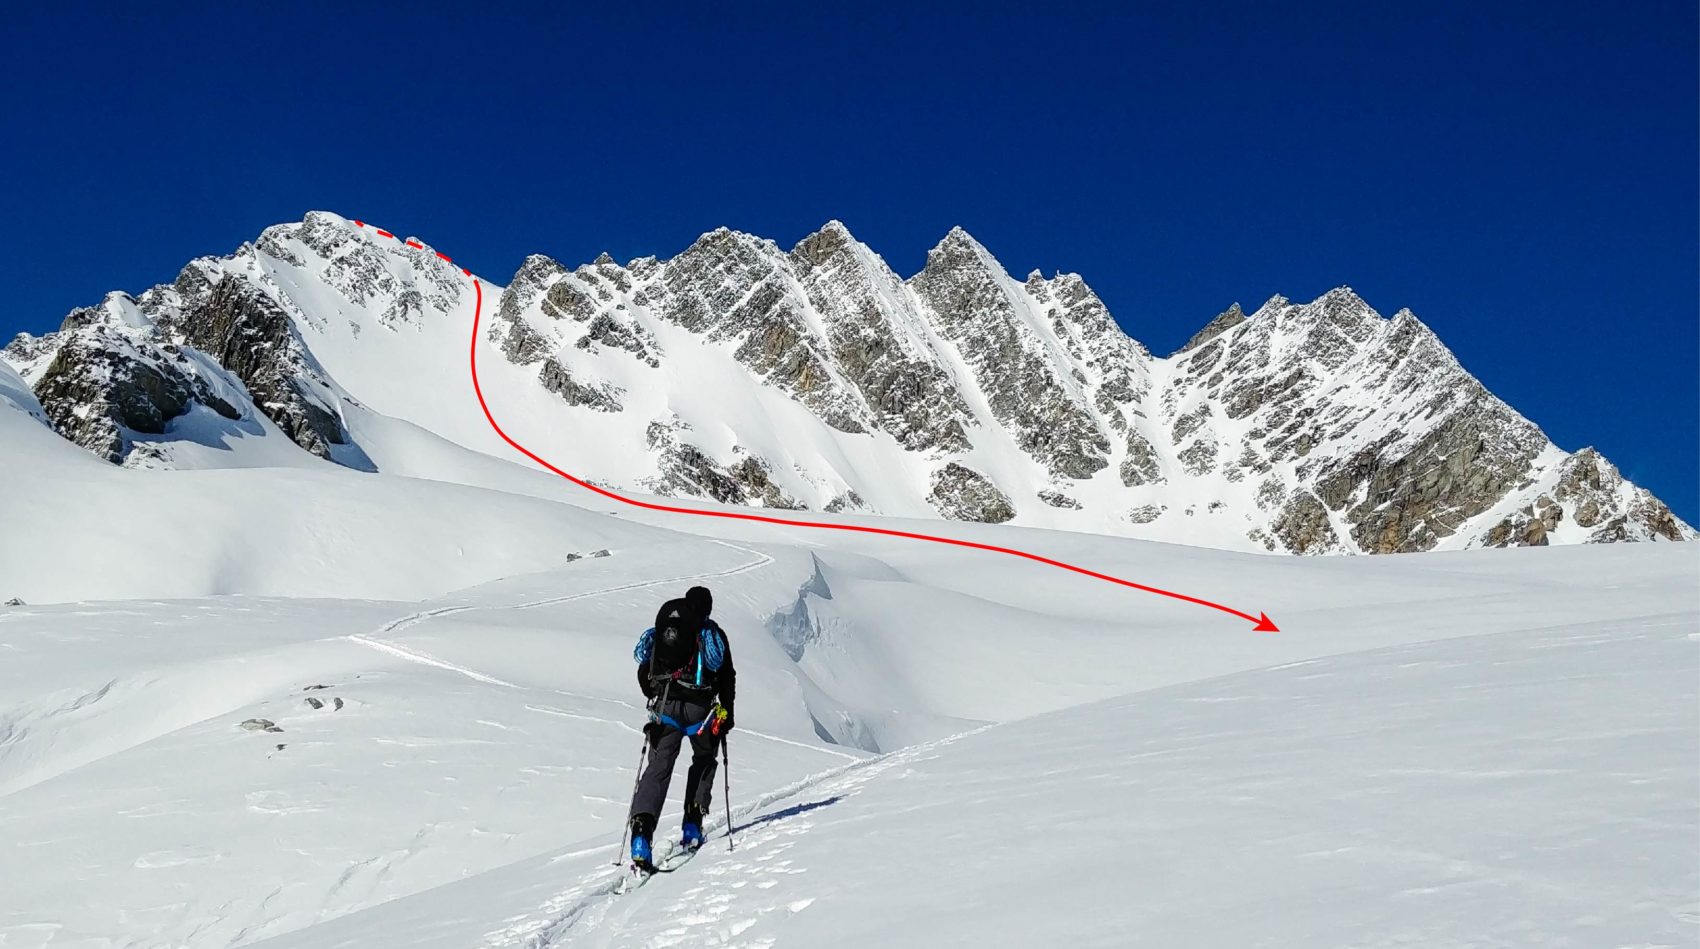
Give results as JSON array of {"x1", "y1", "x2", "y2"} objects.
[{"x1": 617, "y1": 840, "x2": 700, "y2": 892}]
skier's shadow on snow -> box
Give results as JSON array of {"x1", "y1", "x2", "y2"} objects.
[{"x1": 731, "y1": 796, "x2": 843, "y2": 836}]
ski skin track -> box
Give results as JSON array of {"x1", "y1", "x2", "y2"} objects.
[
  {"x1": 437, "y1": 250, "x2": 1277, "y2": 633},
  {"x1": 342, "y1": 539, "x2": 860, "y2": 762},
  {"x1": 508, "y1": 724, "x2": 998, "y2": 948}
]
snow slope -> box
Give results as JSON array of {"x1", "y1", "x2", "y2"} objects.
[
  {"x1": 0, "y1": 355, "x2": 676, "y2": 604},
  {"x1": 2, "y1": 309, "x2": 1695, "y2": 948},
  {"x1": 510, "y1": 610, "x2": 1698, "y2": 949},
  {"x1": 1, "y1": 515, "x2": 1692, "y2": 947}
]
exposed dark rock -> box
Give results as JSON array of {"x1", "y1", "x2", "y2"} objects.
[
  {"x1": 928, "y1": 462, "x2": 1015, "y2": 523},
  {"x1": 824, "y1": 490, "x2": 866, "y2": 513},
  {"x1": 794, "y1": 223, "x2": 975, "y2": 452},
  {"x1": 1120, "y1": 430, "x2": 1164, "y2": 486},
  {"x1": 1171, "y1": 403, "x2": 1212, "y2": 443},
  {"x1": 1270, "y1": 490, "x2": 1340, "y2": 554},
  {"x1": 1127, "y1": 504, "x2": 1165, "y2": 524},
  {"x1": 1177, "y1": 439, "x2": 1219, "y2": 477},
  {"x1": 728, "y1": 456, "x2": 804, "y2": 510},
  {"x1": 650, "y1": 228, "x2": 865, "y2": 433},
  {"x1": 910, "y1": 229, "x2": 1109, "y2": 478},
  {"x1": 33, "y1": 324, "x2": 241, "y2": 463},
  {"x1": 577, "y1": 313, "x2": 660, "y2": 367},
  {"x1": 538, "y1": 357, "x2": 623, "y2": 411},
  {"x1": 175, "y1": 276, "x2": 350, "y2": 459},
  {"x1": 1038, "y1": 489, "x2": 1082, "y2": 509}
]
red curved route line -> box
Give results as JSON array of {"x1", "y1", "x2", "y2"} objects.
[{"x1": 455, "y1": 274, "x2": 1277, "y2": 632}]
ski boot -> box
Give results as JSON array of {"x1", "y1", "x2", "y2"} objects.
[
  {"x1": 630, "y1": 814, "x2": 657, "y2": 872},
  {"x1": 681, "y1": 803, "x2": 705, "y2": 851}
]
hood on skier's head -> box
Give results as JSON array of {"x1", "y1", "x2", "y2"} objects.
[{"x1": 685, "y1": 586, "x2": 713, "y2": 617}]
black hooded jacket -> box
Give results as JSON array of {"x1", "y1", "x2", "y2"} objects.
[{"x1": 638, "y1": 596, "x2": 735, "y2": 710}]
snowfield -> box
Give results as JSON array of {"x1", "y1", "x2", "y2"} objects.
[{"x1": 2, "y1": 356, "x2": 1697, "y2": 947}]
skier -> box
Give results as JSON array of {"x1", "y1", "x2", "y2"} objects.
[{"x1": 627, "y1": 585, "x2": 735, "y2": 870}]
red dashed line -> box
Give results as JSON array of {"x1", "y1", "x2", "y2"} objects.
[{"x1": 360, "y1": 216, "x2": 458, "y2": 271}]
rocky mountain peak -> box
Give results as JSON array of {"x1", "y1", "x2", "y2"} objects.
[
  {"x1": 1310, "y1": 286, "x2": 1378, "y2": 323},
  {"x1": 924, "y1": 226, "x2": 996, "y2": 268},
  {"x1": 513, "y1": 254, "x2": 570, "y2": 288},
  {"x1": 913, "y1": 229, "x2": 1011, "y2": 294},
  {"x1": 1173, "y1": 303, "x2": 1246, "y2": 356},
  {"x1": 791, "y1": 220, "x2": 861, "y2": 269},
  {"x1": 1249, "y1": 295, "x2": 1290, "y2": 319},
  {"x1": 686, "y1": 226, "x2": 779, "y2": 259}
]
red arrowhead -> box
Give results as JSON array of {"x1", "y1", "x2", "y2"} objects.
[{"x1": 1252, "y1": 612, "x2": 1279, "y2": 633}]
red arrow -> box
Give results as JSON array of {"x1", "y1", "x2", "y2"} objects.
[{"x1": 459, "y1": 274, "x2": 1278, "y2": 633}]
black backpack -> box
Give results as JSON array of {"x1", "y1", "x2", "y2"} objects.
[{"x1": 649, "y1": 604, "x2": 704, "y2": 688}]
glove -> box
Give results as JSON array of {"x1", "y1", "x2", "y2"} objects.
[{"x1": 716, "y1": 706, "x2": 734, "y2": 735}]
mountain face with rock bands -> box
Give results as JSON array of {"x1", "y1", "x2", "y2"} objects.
[{"x1": 4, "y1": 211, "x2": 1690, "y2": 554}]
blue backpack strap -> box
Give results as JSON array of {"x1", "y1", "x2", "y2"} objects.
[{"x1": 634, "y1": 627, "x2": 655, "y2": 664}]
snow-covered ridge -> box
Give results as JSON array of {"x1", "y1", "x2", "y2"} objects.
[{"x1": 4, "y1": 211, "x2": 1690, "y2": 553}]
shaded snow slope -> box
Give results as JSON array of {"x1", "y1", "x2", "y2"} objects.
[{"x1": 0, "y1": 368, "x2": 681, "y2": 603}]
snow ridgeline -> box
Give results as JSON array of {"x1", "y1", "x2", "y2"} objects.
[{"x1": 4, "y1": 211, "x2": 1690, "y2": 558}]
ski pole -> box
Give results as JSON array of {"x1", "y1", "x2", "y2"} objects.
[
  {"x1": 612, "y1": 733, "x2": 650, "y2": 866},
  {"x1": 721, "y1": 734, "x2": 734, "y2": 852}
]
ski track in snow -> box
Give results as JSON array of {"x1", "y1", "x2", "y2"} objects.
[
  {"x1": 343, "y1": 538, "x2": 775, "y2": 691},
  {"x1": 501, "y1": 723, "x2": 996, "y2": 948},
  {"x1": 357, "y1": 539, "x2": 775, "y2": 642},
  {"x1": 332, "y1": 538, "x2": 981, "y2": 948},
  {"x1": 343, "y1": 539, "x2": 861, "y2": 765}
]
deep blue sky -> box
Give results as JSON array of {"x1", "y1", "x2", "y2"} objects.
[{"x1": 5, "y1": 2, "x2": 1695, "y2": 522}]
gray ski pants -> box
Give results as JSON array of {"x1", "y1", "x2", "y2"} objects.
[{"x1": 628, "y1": 697, "x2": 719, "y2": 829}]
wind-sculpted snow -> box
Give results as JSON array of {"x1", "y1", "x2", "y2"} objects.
[{"x1": 2, "y1": 211, "x2": 1690, "y2": 552}]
